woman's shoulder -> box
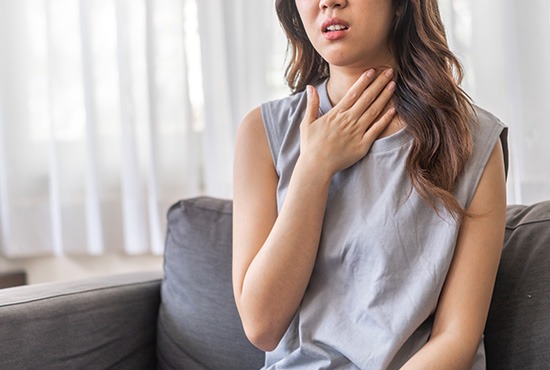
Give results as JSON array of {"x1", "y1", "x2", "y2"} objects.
[
  {"x1": 258, "y1": 90, "x2": 308, "y2": 163},
  {"x1": 470, "y1": 104, "x2": 508, "y2": 174},
  {"x1": 471, "y1": 105, "x2": 507, "y2": 135},
  {"x1": 453, "y1": 104, "x2": 509, "y2": 206},
  {"x1": 260, "y1": 89, "x2": 308, "y2": 124}
]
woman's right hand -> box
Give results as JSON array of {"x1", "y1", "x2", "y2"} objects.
[{"x1": 299, "y1": 68, "x2": 397, "y2": 177}]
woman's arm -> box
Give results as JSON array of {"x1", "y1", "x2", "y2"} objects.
[
  {"x1": 232, "y1": 104, "x2": 333, "y2": 351},
  {"x1": 401, "y1": 139, "x2": 507, "y2": 369},
  {"x1": 233, "y1": 69, "x2": 397, "y2": 351}
]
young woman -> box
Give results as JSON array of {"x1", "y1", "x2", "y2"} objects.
[{"x1": 232, "y1": 0, "x2": 508, "y2": 368}]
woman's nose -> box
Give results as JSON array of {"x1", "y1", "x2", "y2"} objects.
[{"x1": 319, "y1": 0, "x2": 347, "y2": 10}]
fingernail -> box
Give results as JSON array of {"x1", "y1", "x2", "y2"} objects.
[
  {"x1": 387, "y1": 81, "x2": 396, "y2": 91},
  {"x1": 306, "y1": 85, "x2": 313, "y2": 96},
  {"x1": 385, "y1": 68, "x2": 394, "y2": 77},
  {"x1": 366, "y1": 69, "x2": 375, "y2": 78}
]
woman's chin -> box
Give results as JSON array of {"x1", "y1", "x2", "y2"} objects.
[
  {"x1": 324, "y1": 57, "x2": 375, "y2": 71},
  {"x1": 319, "y1": 46, "x2": 394, "y2": 73}
]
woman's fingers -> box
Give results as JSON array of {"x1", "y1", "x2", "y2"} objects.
[
  {"x1": 356, "y1": 79, "x2": 396, "y2": 131},
  {"x1": 348, "y1": 68, "x2": 395, "y2": 119},
  {"x1": 363, "y1": 107, "x2": 397, "y2": 143},
  {"x1": 335, "y1": 69, "x2": 376, "y2": 111},
  {"x1": 302, "y1": 85, "x2": 320, "y2": 126}
]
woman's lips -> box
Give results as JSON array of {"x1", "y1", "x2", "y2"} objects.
[
  {"x1": 321, "y1": 18, "x2": 350, "y2": 40},
  {"x1": 323, "y1": 28, "x2": 349, "y2": 40}
]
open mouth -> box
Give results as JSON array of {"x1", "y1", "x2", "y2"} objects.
[
  {"x1": 321, "y1": 18, "x2": 350, "y2": 36},
  {"x1": 323, "y1": 24, "x2": 349, "y2": 33}
]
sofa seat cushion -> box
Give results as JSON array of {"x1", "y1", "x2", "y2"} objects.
[
  {"x1": 157, "y1": 197, "x2": 265, "y2": 370},
  {"x1": 485, "y1": 201, "x2": 550, "y2": 369}
]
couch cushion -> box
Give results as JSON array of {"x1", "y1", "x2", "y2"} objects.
[
  {"x1": 485, "y1": 201, "x2": 550, "y2": 369},
  {"x1": 157, "y1": 197, "x2": 265, "y2": 370}
]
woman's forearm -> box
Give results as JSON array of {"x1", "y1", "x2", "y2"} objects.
[
  {"x1": 237, "y1": 156, "x2": 332, "y2": 351},
  {"x1": 400, "y1": 332, "x2": 479, "y2": 370}
]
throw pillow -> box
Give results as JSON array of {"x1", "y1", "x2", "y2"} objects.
[{"x1": 157, "y1": 196, "x2": 265, "y2": 370}]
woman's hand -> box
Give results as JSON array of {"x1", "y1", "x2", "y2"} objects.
[{"x1": 300, "y1": 68, "x2": 397, "y2": 177}]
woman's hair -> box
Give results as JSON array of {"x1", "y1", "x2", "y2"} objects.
[{"x1": 275, "y1": 0, "x2": 474, "y2": 219}]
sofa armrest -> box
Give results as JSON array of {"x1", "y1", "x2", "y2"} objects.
[{"x1": 0, "y1": 271, "x2": 162, "y2": 370}]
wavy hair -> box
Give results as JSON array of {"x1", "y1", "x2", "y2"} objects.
[{"x1": 275, "y1": 0, "x2": 474, "y2": 218}]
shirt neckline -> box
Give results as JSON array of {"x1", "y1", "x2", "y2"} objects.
[{"x1": 316, "y1": 78, "x2": 413, "y2": 153}]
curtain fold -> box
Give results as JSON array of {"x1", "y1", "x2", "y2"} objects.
[
  {"x1": 79, "y1": 0, "x2": 104, "y2": 255},
  {"x1": 195, "y1": 0, "x2": 235, "y2": 198},
  {"x1": 196, "y1": 0, "x2": 286, "y2": 198},
  {"x1": 0, "y1": 0, "x2": 224, "y2": 257}
]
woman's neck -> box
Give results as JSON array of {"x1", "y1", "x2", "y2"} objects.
[
  {"x1": 325, "y1": 62, "x2": 396, "y2": 106},
  {"x1": 325, "y1": 62, "x2": 404, "y2": 139}
]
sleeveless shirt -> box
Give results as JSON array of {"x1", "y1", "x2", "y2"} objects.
[{"x1": 259, "y1": 78, "x2": 508, "y2": 370}]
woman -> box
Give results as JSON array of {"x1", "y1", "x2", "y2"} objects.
[{"x1": 232, "y1": 0, "x2": 508, "y2": 368}]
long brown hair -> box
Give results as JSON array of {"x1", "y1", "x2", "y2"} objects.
[{"x1": 275, "y1": 0, "x2": 474, "y2": 219}]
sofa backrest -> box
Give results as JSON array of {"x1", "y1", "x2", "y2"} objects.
[
  {"x1": 158, "y1": 197, "x2": 550, "y2": 370},
  {"x1": 485, "y1": 201, "x2": 550, "y2": 369}
]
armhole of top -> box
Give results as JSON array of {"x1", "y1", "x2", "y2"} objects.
[
  {"x1": 499, "y1": 126, "x2": 509, "y2": 179},
  {"x1": 260, "y1": 102, "x2": 281, "y2": 172},
  {"x1": 464, "y1": 122, "x2": 508, "y2": 210}
]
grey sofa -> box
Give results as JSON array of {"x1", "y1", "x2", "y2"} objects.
[{"x1": 1, "y1": 196, "x2": 549, "y2": 370}]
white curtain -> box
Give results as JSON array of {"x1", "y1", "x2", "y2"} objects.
[
  {"x1": 0, "y1": 0, "x2": 285, "y2": 257},
  {"x1": 441, "y1": 0, "x2": 550, "y2": 205},
  {"x1": 195, "y1": 0, "x2": 287, "y2": 196},
  {"x1": 0, "y1": 0, "x2": 548, "y2": 258}
]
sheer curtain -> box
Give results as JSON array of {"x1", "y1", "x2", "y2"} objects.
[
  {"x1": 0, "y1": 1, "x2": 548, "y2": 258},
  {"x1": 195, "y1": 0, "x2": 287, "y2": 196},
  {"x1": 441, "y1": 0, "x2": 550, "y2": 205},
  {"x1": 0, "y1": 0, "x2": 285, "y2": 257}
]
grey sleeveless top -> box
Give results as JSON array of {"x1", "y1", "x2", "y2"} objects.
[{"x1": 259, "y1": 79, "x2": 508, "y2": 370}]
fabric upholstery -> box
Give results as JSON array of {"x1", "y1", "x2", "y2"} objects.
[
  {"x1": 157, "y1": 197, "x2": 265, "y2": 370},
  {"x1": 3, "y1": 197, "x2": 548, "y2": 369},
  {"x1": 485, "y1": 201, "x2": 550, "y2": 369},
  {"x1": 0, "y1": 272, "x2": 162, "y2": 370}
]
